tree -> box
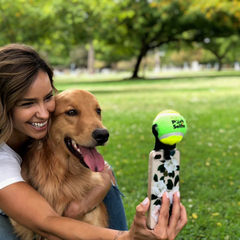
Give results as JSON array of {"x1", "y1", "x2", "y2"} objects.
[
  {"x1": 51, "y1": 0, "x2": 119, "y2": 73},
  {"x1": 95, "y1": 0, "x2": 193, "y2": 78},
  {"x1": 184, "y1": 0, "x2": 240, "y2": 70},
  {"x1": 0, "y1": 0, "x2": 68, "y2": 65},
  {"x1": 0, "y1": 0, "x2": 54, "y2": 48},
  {"x1": 99, "y1": 0, "x2": 240, "y2": 77},
  {"x1": 1, "y1": 0, "x2": 240, "y2": 76},
  {"x1": 200, "y1": 36, "x2": 239, "y2": 71}
]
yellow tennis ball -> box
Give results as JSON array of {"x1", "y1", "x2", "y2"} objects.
[{"x1": 153, "y1": 110, "x2": 187, "y2": 145}]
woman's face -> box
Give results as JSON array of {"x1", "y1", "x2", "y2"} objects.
[{"x1": 10, "y1": 71, "x2": 56, "y2": 143}]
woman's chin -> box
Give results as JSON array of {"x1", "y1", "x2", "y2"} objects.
[{"x1": 31, "y1": 130, "x2": 48, "y2": 140}]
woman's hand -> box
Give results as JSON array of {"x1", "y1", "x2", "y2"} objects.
[
  {"x1": 128, "y1": 192, "x2": 187, "y2": 240},
  {"x1": 63, "y1": 162, "x2": 113, "y2": 219},
  {"x1": 104, "y1": 161, "x2": 116, "y2": 186}
]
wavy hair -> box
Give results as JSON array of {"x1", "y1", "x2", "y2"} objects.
[{"x1": 0, "y1": 43, "x2": 57, "y2": 143}]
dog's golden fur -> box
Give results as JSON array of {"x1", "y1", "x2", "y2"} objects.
[{"x1": 11, "y1": 89, "x2": 109, "y2": 240}]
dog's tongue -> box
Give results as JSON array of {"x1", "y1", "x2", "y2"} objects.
[{"x1": 79, "y1": 146, "x2": 105, "y2": 172}]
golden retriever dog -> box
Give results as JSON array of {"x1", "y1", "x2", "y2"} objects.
[{"x1": 11, "y1": 89, "x2": 109, "y2": 240}]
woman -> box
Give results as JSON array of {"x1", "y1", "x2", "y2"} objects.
[{"x1": 0, "y1": 43, "x2": 187, "y2": 240}]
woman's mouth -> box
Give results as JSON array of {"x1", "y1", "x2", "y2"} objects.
[{"x1": 29, "y1": 120, "x2": 48, "y2": 129}]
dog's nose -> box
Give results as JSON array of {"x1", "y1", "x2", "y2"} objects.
[{"x1": 92, "y1": 128, "x2": 109, "y2": 145}]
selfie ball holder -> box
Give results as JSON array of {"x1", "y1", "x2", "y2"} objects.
[
  {"x1": 152, "y1": 109, "x2": 187, "y2": 157},
  {"x1": 147, "y1": 110, "x2": 187, "y2": 229}
]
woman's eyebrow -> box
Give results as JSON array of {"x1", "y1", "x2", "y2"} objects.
[
  {"x1": 19, "y1": 90, "x2": 53, "y2": 102},
  {"x1": 18, "y1": 97, "x2": 36, "y2": 102}
]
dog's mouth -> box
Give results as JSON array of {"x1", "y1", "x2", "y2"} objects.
[{"x1": 64, "y1": 137, "x2": 105, "y2": 172}]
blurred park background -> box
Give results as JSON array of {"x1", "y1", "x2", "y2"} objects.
[
  {"x1": 1, "y1": 0, "x2": 240, "y2": 76},
  {"x1": 1, "y1": 0, "x2": 240, "y2": 239}
]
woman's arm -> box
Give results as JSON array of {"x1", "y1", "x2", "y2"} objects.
[
  {"x1": 0, "y1": 182, "x2": 187, "y2": 240},
  {"x1": 0, "y1": 182, "x2": 123, "y2": 240}
]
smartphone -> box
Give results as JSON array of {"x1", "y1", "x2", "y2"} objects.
[{"x1": 147, "y1": 149, "x2": 180, "y2": 229}]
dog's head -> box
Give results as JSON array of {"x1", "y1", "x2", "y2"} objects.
[{"x1": 49, "y1": 89, "x2": 109, "y2": 172}]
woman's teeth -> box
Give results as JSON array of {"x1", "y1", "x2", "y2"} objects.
[{"x1": 31, "y1": 121, "x2": 47, "y2": 128}]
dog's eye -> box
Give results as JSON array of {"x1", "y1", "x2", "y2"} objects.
[
  {"x1": 66, "y1": 109, "x2": 78, "y2": 116},
  {"x1": 96, "y1": 108, "x2": 101, "y2": 115}
]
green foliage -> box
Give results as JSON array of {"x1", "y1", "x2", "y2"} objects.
[
  {"x1": 0, "y1": 0, "x2": 240, "y2": 76},
  {"x1": 188, "y1": 0, "x2": 240, "y2": 33},
  {"x1": 54, "y1": 72, "x2": 240, "y2": 239},
  {"x1": 0, "y1": 0, "x2": 53, "y2": 45}
]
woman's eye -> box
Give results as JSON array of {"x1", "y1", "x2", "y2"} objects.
[
  {"x1": 45, "y1": 94, "x2": 53, "y2": 100},
  {"x1": 66, "y1": 109, "x2": 78, "y2": 116},
  {"x1": 21, "y1": 102, "x2": 33, "y2": 106}
]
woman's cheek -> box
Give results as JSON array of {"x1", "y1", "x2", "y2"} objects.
[{"x1": 49, "y1": 98, "x2": 56, "y2": 113}]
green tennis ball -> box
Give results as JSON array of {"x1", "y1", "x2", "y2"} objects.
[{"x1": 153, "y1": 109, "x2": 187, "y2": 145}]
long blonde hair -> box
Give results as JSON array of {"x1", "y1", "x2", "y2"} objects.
[{"x1": 0, "y1": 43, "x2": 57, "y2": 143}]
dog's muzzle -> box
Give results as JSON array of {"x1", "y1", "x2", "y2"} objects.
[{"x1": 92, "y1": 128, "x2": 109, "y2": 145}]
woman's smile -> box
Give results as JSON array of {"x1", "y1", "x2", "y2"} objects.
[{"x1": 29, "y1": 120, "x2": 48, "y2": 130}]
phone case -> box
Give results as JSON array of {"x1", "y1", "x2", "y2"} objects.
[{"x1": 147, "y1": 149, "x2": 180, "y2": 229}]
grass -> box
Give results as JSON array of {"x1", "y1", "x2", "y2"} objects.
[{"x1": 54, "y1": 71, "x2": 240, "y2": 239}]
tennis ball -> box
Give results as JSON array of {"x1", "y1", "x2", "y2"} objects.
[{"x1": 153, "y1": 110, "x2": 187, "y2": 145}]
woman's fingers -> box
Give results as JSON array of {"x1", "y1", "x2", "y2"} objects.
[
  {"x1": 104, "y1": 161, "x2": 116, "y2": 186},
  {"x1": 129, "y1": 195, "x2": 187, "y2": 240},
  {"x1": 169, "y1": 192, "x2": 188, "y2": 233},
  {"x1": 128, "y1": 198, "x2": 151, "y2": 239},
  {"x1": 168, "y1": 192, "x2": 180, "y2": 230},
  {"x1": 167, "y1": 192, "x2": 188, "y2": 239},
  {"x1": 157, "y1": 193, "x2": 170, "y2": 228},
  {"x1": 176, "y1": 203, "x2": 188, "y2": 233},
  {"x1": 135, "y1": 197, "x2": 149, "y2": 221},
  {"x1": 152, "y1": 193, "x2": 170, "y2": 239}
]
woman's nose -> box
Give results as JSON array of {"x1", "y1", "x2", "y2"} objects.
[{"x1": 36, "y1": 103, "x2": 49, "y2": 119}]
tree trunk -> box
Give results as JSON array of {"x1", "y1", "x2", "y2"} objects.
[
  {"x1": 208, "y1": 49, "x2": 224, "y2": 72},
  {"x1": 217, "y1": 57, "x2": 223, "y2": 71},
  {"x1": 88, "y1": 40, "x2": 95, "y2": 74},
  {"x1": 131, "y1": 44, "x2": 149, "y2": 79},
  {"x1": 154, "y1": 48, "x2": 160, "y2": 73}
]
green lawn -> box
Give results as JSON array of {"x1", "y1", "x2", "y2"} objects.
[{"x1": 55, "y1": 72, "x2": 240, "y2": 239}]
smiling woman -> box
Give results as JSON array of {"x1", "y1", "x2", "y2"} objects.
[
  {"x1": 0, "y1": 44, "x2": 56, "y2": 145},
  {"x1": 0, "y1": 43, "x2": 187, "y2": 240},
  {"x1": 9, "y1": 71, "x2": 55, "y2": 148}
]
